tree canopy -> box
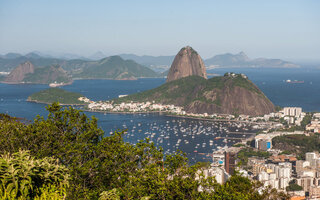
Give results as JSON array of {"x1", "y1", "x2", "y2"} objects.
[{"x1": 0, "y1": 103, "x2": 289, "y2": 199}]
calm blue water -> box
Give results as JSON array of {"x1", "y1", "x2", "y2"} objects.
[{"x1": 1, "y1": 68, "x2": 320, "y2": 163}]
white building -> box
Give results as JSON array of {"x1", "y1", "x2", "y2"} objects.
[{"x1": 283, "y1": 107, "x2": 302, "y2": 117}]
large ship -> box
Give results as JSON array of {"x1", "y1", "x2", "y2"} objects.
[{"x1": 286, "y1": 79, "x2": 304, "y2": 84}]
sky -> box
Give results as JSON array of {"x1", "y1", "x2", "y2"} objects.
[{"x1": 0, "y1": 0, "x2": 319, "y2": 61}]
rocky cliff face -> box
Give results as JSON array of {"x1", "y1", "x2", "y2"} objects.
[
  {"x1": 2, "y1": 61, "x2": 72, "y2": 84},
  {"x1": 4, "y1": 61, "x2": 34, "y2": 83},
  {"x1": 166, "y1": 46, "x2": 207, "y2": 82},
  {"x1": 22, "y1": 65, "x2": 72, "y2": 84},
  {"x1": 184, "y1": 76, "x2": 275, "y2": 115}
]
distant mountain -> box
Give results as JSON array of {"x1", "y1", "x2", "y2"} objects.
[
  {"x1": 89, "y1": 51, "x2": 106, "y2": 60},
  {"x1": 4, "y1": 61, "x2": 35, "y2": 83},
  {"x1": 2, "y1": 61, "x2": 72, "y2": 84},
  {"x1": 205, "y1": 52, "x2": 249, "y2": 66},
  {"x1": 204, "y1": 52, "x2": 300, "y2": 68},
  {"x1": 25, "y1": 52, "x2": 43, "y2": 59},
  {"x1": 0, "y1": 51, "x2": 301, "y2": 74},
  {"x1": 73, "y1": 56, "x2": 159, "y2": 80},
  {"x1": 0, "y1": 55, "x2": 65, "y2": 72},
  {"x1": 118, "y1": 54, "x2": 174, "y2": 72},
  {"x1": 167, "y1": 46, "x2": 207, "y2": 82},
  {"x1": 3, "y1": 53, "x2": 23, "y2": 59}
]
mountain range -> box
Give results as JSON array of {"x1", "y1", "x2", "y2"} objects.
[
  {"x1": 204, "y1": 52, "x2": 300, "y2": 68},
  {"x1": 0, "y1": 55, "x2": 160, "y2": 83},
  {"x1": 0, "y1": 51, "x2": 300, "y2": 73}
]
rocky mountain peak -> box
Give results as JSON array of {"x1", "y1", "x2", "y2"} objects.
[
  {"x1": 4, "y1": 61, "x2": 35, "y2": 83},
  {"x1": 238, "y1": 51, "x2": 250, "y2": 61},
  {"x1": 166, "y1": 46, "x2": 207, "y2": 82}
]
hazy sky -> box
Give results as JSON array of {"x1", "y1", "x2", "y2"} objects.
[{"x1": 0, "y1": 0, "x2": 319, "y2": 61}]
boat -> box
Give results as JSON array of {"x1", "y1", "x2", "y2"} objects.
[{"x1": 286, "y1": 79, "x2": 304, "y2": 84}]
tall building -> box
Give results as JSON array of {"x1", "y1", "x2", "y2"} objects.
[
  {"x1": 224, "y1": 151, "x2": 236, "y2": 175},
  {"x1": 283, "y1": 107, "x2": 302, "y2": 117}
]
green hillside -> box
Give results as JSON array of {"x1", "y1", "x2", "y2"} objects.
[
  {"x1": 114, "y1": 73, "x2": 274, "y2": 116},
  {"x1": 28, "y1": 88, "x2": 85, "y2": 105},
  {"x1": 115, "y1": 75, "x2": 208, "y2": 104},
  {"x1": 115, "y1": 74, "x2": 264, "y2": 105},
  {"x1": 73, "y1": 56, "x2": 159, "y2": 79}
]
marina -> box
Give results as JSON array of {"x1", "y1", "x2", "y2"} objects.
[{"x1": 105, "y1": 115, "x2": 257, "y2": 164}]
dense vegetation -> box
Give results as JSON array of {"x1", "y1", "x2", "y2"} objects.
[
  {"x1": 272, "y1": 133, "x2": 320, "y2": 160},
  {"x1": 115, "y1": 75, "x2": 266, "y2": 107},
  {"x1": 237, "y1": 147, "x2": 272, "y2": 166},
  {"x1": 28, "y1": 88, "x2": 85, "y2": 105},
  {"x1": 0, "y1": 105, "x2": 289, "y2": 199},
  {"x1": 0, "y1": 150, "x2": 69, "y2": 199},
  {"x1": 73, "y1": 56, "x2": 159, "y2": 79},
  {"x1": 279, "y1": 113, "x2": 312, "y2": 132},
  {"x1": 286, "y1": 181, "x2": 303, "y2": 192},
  {"x1": 115, "y1": 76, "x2": 209, "y2": 105}
]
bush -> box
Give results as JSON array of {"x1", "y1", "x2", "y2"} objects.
[{"x1": 0, "y1": 150, "x2": 69, "y2": 199}]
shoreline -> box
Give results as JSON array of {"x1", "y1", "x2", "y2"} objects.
[
  {"x1": 26, "y1": 100, "x2": 268, "y2": 124},
  {"x1": 26, "y1": 100, "x2": 267, "y2": 124},
  {"x1": 72, "y1": 77, "x2": 163, "y2": 81},
  {"x1": 27, "y1": 99, "x2": 86, "y2": 106},
  {"x1": 83, "y1": 109, "x2": 264, "y2": 124},
  {"x1": 1, "y1": 80, "x2": 73, "y2": 86}
]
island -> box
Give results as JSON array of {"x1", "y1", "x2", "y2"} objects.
[{"x1": 27, "y1": 88, "x2": 86, "y2": 105}]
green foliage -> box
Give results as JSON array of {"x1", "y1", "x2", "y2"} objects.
[
  {"x1": 114, "y1": 75, "x2": 208, "y2": 105},
  {"x1": 272, "y1": 134, "x2": 320, "y2": 159},
  {"x1": 99, "y1": 188, "x2": 120, "y2": 200},
  {"x1": 28, "y1": 88, "x2": 85, "y2": 105},
  {"x1": 286, "y1": 181, "x2": 303, "y2": 191},
  {"x1": 233, "y1": 143, "x2": 245, "y2": 147},
  {"x1": 279, "y1": 125, "x2": 304, "y2": 132},
  {"x1": 275, "y1": 105, "x2": 282, "y2": 112},
  {"x1": 0, "y1": 103, "x2": 289, "y2": 199},
  {"x1": 301, "y1": 113, "x2": 312, "y2": 128},
  {"x1": 237, "y1": 147, "x2": 271, "y2": 166},
  {"x1": 231, "y1": 75, "x2": 260, "y2": 94},
  {"x1": 0, "y1": 150, "x2": 69, "y2": 199}
]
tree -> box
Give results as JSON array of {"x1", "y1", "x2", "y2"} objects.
[{"x1": 0, "y1": 103, "x2": 291, "y2": 199}]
